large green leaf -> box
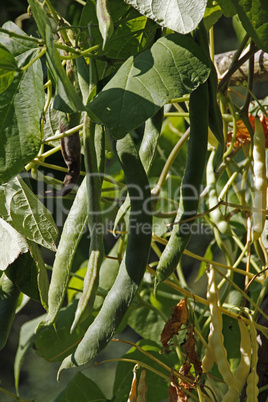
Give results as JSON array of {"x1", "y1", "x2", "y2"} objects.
[
  {"x1": 0, "y1": 218, "x2": 29, "y2": 271},
  {"x1": 217, "y1": 0, "x2": 237, "y2": 17},
  {"x1": 0, "y1": 44, "x2": 20, "y2": 94},
  {"x1": 124, "y1": 0, "x2": 207, "y2": 34},
  {"x1": 9, "y1": 177, "x2": 58, "y2": 251},
  {"x1": 34, "y1": 300, "x2": 94, "y2": 362},
  {"x1": 230, "y1": 0, "x2": 268, "y2": 52},
  {"x1": 54, "y1": 373, "x2": 106, "y2": 402},
  {"x1": 14, "y1": 315, "x2": 40, "y2": 394},
  {"x1": 0, "y1": 51, "x2": 44, "y2": 183},
  {"x1": 0, "y1": 21, "x2": 38, "y2": 57},
  {"x1": 80, "y1": 0, "x2": 155, "y2": 61},
  {"x1": 88, "y1": 33, "x2": 210, "y2": 139},
  {"x1": 5, "y1": 252, "x2": 41, "y2": 302}
]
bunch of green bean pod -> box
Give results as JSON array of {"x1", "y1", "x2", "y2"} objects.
[
  {"x1": 57, "y1": 131, "x2": 152, "y2": 377},
  {"x1": 154, "y1": 82, "x2": 209, "y2": 291}
]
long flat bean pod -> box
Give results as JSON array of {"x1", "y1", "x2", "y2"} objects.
[
  {"x1": 154, "y1": 82, "x2": 208, "y2": 291},
  {"x1": 113, "y1": 108, "x2": 163, "y2": 234},
  {"x1": 251, "y1": 117, "x2": 267, "y2": 242},
  {"x1": 205, "y1": 267, "x2": 237, "y2": 389},
  {"x1": 194, "y1": 20, "x2": 224, "y2": 168},
  {"x1": 36, "y1": 177, "x2": 88, "y2": 331},
  {"x1": 58, "y1": 131, "x2": 152, "y2": 377},
  {"x1": 71, "y1": 116, "x2": 104, "y2": 332}
]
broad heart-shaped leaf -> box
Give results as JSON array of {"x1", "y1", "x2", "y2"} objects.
[
  {"x1": 0, "y1": 44, "x2": 20, "y2": 94},
  {"x1": 230, "y1": 0, "x2": 268, "y2": 52},
  {"x1": 54, "y1": 373, "x2": 106, "y2": 402},
  {"x1": 124, "y1": 0, "x2": 207, "y2": 34},
  {"x1": 9, "y1": 176, "x2": 58, "y2": 251},
  {"x1": 0, "y1": 50, "x2": 44, "y2": 184},
  {"x1": 0, "y1": 21, "x2": 38, "y2": 57},
  {"x1": 88, "y1": 33, "x2": 210, "y2": 139},
  {"x1": 0, "y1": 218, "x2": 29, "y2": 271}
]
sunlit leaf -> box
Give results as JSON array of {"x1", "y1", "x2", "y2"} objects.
[
  {"x1": 10, "y1": 177, "x2": 58, "y2": 251},
  {"x1": 230, "y1": 0, "x2": 268, "y2": 52},
  {"x1": 124, "y1": 0, "x2": 207, "y2": 34},
  {"x1": 0, "y1": 51, "x2": 44, "y2": 183},
  {"x1": 0, "y1": 218, "x2": 28, "y2": 271},
  {"x1": 88, "y1": 33, "x2": 210, "y2": 139}
]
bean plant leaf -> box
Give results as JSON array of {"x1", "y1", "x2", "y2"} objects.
[
  {"x1": 34, "y1": 300, "x2": 94, "y2": 362},
  {"x1": 230, "y1": 0, "x2": 268, "y2": 52},
  {"x1": 88, "y1": 33, "x2": 210, "y2": 139},
  {"x1": 9, "y1": 177, "x2": 58, "y2": 251},
  {"x1": 54, "y1": 373, "x2": 106, "y2": 402},
  {"x1": 124, "y1": 0, "x2": 207, "y2": 34},
  {"x1": 5, "y1": 252, "x2": 41, "y2": 302},
  {"x1": 0, "y1": 44, "x2": 20, "y2": 94},
  {"x1": 0, "y1": 218, "x2": 29, "y2": 271},
  {"x1": 0, "y1": 21, "x2": 38, "y2": 57},
  {"x1": 14, "y1": 315, "x2": 40, "y2": 394},
  {"x1": 0, "y1": 51, "x2": 44, "y2": 184},
  {"x1": 80, "y1": 1, "x2": 156, "y2": 62},
  {"x1": 217, "y1": 0, "x2": 237, "y2": 17}
]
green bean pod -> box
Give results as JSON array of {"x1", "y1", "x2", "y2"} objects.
[
  {"x1": 36, "y1": 177, "x2": 88, "y2": 331},
  {"x1": 194, "y1": 20, "x2": 224, "y2": 168},
  {"x1": 154, "y1": 82, "x2": 208, "y2": 292},
  {"x1": 58, "y1": 132, "x2": 152, "y2": 378},
  {"x1": 0, "y1": 273, "x2": 20, "y2": 350},
  {"x1": 71, "y1": 116, "x2": 104, "y2": 332},
  {"x1": 113, "y1": 108, "x2": 163, "y2": 234}
]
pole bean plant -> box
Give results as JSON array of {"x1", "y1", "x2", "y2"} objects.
[{"x1": 1, "y1": 0, "x2": 268, "y2": 401}]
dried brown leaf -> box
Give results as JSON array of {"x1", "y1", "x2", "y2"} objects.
[
  {"x1": 183, "y1": 328, "x2": 202, "y2": 375},
  {"x1": 168, "y1": 369, "x2": 189, "y2": 402},
  {"x1": 161, "y1": 299, "x2": 189, "y2": 349}
]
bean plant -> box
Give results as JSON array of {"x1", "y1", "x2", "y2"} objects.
[{"x1": 0, "y1": 0, "x2": 268, "y2": 401}]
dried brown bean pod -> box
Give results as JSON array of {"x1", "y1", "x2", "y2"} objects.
[{"x1": 59, "y1": 113, "x2": 81, "y2": 196}]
